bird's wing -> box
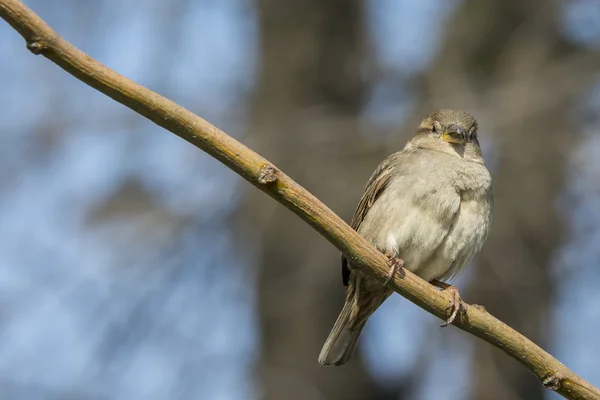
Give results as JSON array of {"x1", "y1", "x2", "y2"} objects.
[{"x1": 342, "y1": 154, "x2": 397, "y2": 286}]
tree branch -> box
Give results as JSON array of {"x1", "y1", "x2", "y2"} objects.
[{"x1": 0, "y1": 1, "x2": 598, "y2": 398}]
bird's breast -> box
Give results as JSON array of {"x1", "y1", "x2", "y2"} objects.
[{"x1": 424, "y1": 188, "x2": 492, "y2": 282}]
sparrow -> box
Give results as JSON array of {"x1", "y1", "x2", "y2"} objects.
[{"x1": 318, "y1": 109, "x2": 493, "y2": 366}]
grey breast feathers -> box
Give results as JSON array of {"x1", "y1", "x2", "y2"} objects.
[{"x1": 354, "y1": 148, "x2": 492, "y2": 283}]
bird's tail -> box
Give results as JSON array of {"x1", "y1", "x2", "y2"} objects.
[{"x1": 318, "y1": 299, "x2": 367, "y2": 366}]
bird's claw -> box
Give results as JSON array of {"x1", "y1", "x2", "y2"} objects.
[
  {"x1": 439, "y1": 285, "x2": 464, "y2": 327},
  {"x1": 382, "y1": 254, "x2": 404, "y2": 287}
]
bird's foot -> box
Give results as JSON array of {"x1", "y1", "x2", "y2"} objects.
[
  {"x1": 431, "y1": 280, "x2": 464, "y2": 327},
  {"x1": 382, "y1": 252, "x2": 404, "y2": 287}
]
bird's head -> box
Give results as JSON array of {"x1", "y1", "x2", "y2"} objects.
[{"x1": 411, "y1": 109, "x2": 482, "y2": 160}]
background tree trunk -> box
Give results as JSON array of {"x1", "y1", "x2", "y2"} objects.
[
  {"x1": 408, "y1": 1, "x2": 593, "y2": 398},
  {"x1": 238, "y1": 1, "x2": 404, "y2": 398}
]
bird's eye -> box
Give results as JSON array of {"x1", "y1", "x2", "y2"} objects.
[{"x1": 432, "y1": 123, "x2": 439, "y2": 133}]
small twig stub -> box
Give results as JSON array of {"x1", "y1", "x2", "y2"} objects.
[
  {"x1": 26, "y1": 41, "x2": 45, "y2": 55},
  {"x1": 543, "y1": 373, "x2": 563, "y2": 391},
  {"x1": 258, "y1": 163, "x2": 277, "y2": 184}
]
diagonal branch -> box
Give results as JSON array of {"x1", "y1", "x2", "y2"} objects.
[{"x1": 0, "y1": 1, "x2": 598, "y2": 398}]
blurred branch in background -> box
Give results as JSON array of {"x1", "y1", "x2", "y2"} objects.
[{"x1": 2, "y1": 1, "x2": 600, "y2": 400}]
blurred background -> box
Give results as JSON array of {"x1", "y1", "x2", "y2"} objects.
[{"x1": 1, "y1": 0, "x2": 600, "y2": 399}]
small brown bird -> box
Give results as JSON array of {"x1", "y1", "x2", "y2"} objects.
[{"x1": 318, "y1": 109, "x2": 493, "y2": 366}]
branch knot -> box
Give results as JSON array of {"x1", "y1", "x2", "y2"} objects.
[
  {"x1": 258, "y1": 163, "x2": 277, "y2": 184},
  {"x1": 26, "y1": 40, "x2": 46, "y2": 55},
  {"x1": 542, "y1": 373, "x2": 563, "y2": 391}
]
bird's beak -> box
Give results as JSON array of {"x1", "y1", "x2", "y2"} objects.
[{"x1": 443, "y1": 125, "x2": 466, "y2": 145}]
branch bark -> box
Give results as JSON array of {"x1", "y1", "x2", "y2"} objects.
[{"x1": 0, "y1": 1, "x2": 598, "y2": 398}]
